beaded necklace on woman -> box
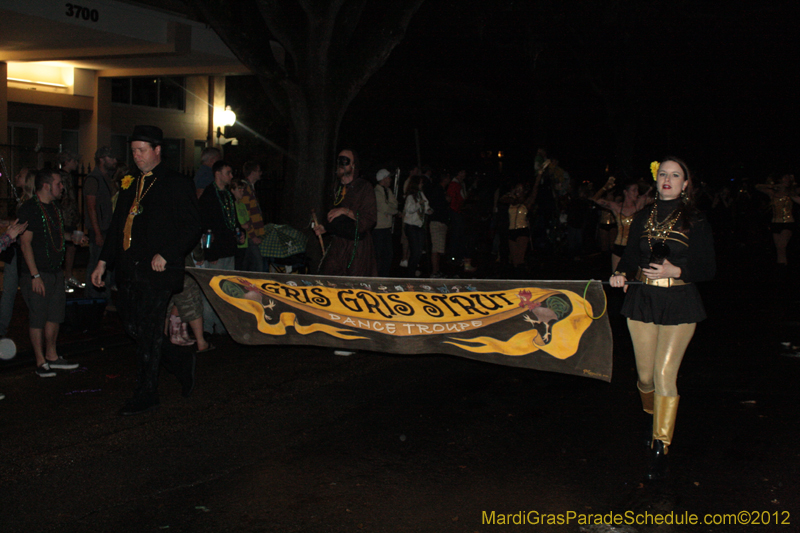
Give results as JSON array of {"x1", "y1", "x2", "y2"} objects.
[
  {"x1": 35, "y1": 195, "x2": 65, "y2": 269},
  {"x1": 645, "y1": 199, "x2": 682, "y2": 254},
  {"x1": 214, "y1": 184, "x2": 237, "y2": 230}
]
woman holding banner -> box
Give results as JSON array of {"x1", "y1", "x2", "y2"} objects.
[{"x1": 609, "y1": 157, "x2": 715, "y2": 481}]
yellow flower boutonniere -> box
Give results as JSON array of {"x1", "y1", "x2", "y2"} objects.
[
  {"x1": 121, "y1": 175, "x2": 134, "y2": 190},
  {"x1": 650, "y1": 161, "x2": 660, "y2": 181}
]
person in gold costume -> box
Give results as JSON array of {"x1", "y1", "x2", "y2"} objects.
[
  {"x1": 609, "y1": 157, "x2": 715, "y2": 481},
  {"x1": 498, "y1": 161, "x2": 549, "y2": 275},
  {"x1": 592, "y1": 176, "x2": 652, "y2": 272},
  {"x1": 595, "y1": 189, "x2": 618, "y2": 255},
  {"x1": 755, "y1": 174, "x2": 800, "y2": 267}
]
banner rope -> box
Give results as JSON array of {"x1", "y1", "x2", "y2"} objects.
[{"x1": 583, "y1": 280, "x2": 607, "y2": 320}]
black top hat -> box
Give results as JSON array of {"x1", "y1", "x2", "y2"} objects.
[{"x1": 130, "y1": 125, "x2": 163, "y2": 145}]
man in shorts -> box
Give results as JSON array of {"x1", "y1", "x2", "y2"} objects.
[{"x1": 17, "y1": 168, "x2": 82, "y2": 377}]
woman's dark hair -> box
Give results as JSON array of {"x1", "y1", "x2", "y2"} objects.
[
  {"x1": 659, "y1": 156, "x2": 698, "y2": 230},
  {"x1": 620, "y1": 178, "x2": 640, "y2": 195},
  {"x1": 405, "y1": 175, "x2": 422, "y2": 196}
]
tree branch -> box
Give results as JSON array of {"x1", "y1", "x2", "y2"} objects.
[
  {"x1": 331, "y1": 0, "x2": 368, "y2": 54},
  {"x1": 189, "y1": 0, "x2": 279, "y2": 77},
  {"x1": 335, "y1": 0, "x2": 425, "y2": 107},
  {"x1": 257, "y1": 0, "x2": 307, "y2": 70}
]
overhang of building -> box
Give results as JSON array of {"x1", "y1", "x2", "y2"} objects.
[{"x1": 0, "y1": 0, "x2": 251, "y2": 77}]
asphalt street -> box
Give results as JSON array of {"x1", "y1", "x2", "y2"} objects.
[{"x1": 1, "y1": 249, "x2": 799, "y2": 532}]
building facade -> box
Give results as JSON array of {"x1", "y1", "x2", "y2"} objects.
[{"x1": 1, "y1": 0, "x2": 249, "y2": 216}]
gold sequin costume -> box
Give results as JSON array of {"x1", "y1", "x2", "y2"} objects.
[
  {"x1": 614, "y1": 211, "x2": 636, "y2": 246},
  {"x1": 770, "y1": 195, "x2": 794, "y2": 223},
  {"x1": 508, "y1": 204, "x2": 530, "y2": 230}
]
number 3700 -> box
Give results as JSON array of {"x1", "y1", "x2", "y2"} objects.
[{"x1": 65, "y1": 3, "x2": 99, "y2": 22}]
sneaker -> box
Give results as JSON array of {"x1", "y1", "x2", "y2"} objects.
[
  {"x1": 64, "y1": 282, "x2": 75, "y2": 293},
  {"x1": 67, "y1": 277, "x2": 85, "y2": 289},
  {"x1": 36, "y1": 363, "x2": 57, "y2": 378},
  {"x1": 47, "y1": 356, "x2": 79, "y2": 370}
]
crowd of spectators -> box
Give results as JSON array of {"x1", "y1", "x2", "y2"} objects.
[
  {"x1": 362, "y1": 150, "x2": 794, "y2": 281},
  {"x1": 0, "y1": 141, "x2": 795, "y2": 397}
]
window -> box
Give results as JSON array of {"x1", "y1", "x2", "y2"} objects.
[
  {"x1": 159, "y1": 77, "x2": 185, "y2": 110},
  {"x1": 111, "y1": 78, "x2": 131, "y2": 104},
  {"x1": 111, "y1": 77, "x2": 185, "y2": 111},
  {"x1": 131, "y1": 77, "x2": 159, "y2": 107}
]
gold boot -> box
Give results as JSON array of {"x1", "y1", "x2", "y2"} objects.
[
  {"x1": 648, "y1": 394, "x2": 679, "y2": 480},
  {"x1": 638, "y1": 382, "x2": 654, "y2": 414}
]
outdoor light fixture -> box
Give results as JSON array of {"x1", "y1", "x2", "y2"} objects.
[
  {"x1": 214, "y1": 105, "x2": 238, "y2": 146},
  {"x1": 215, "y1": 105, "x2": 236, "y2": 127},
  {"x1": 8, "y1": 77, "x2": 68, "y2": 88}
]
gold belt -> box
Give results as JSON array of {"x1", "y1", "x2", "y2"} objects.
[{"x1": 635, "y1": 268, "x2": 688, "y2": 287}]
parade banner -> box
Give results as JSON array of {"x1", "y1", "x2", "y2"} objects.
[{"x1": 189, "y1": 269, "x2": 613, "y2": 382}]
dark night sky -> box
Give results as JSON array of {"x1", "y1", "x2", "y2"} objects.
[
  {"x1": 226, "y1": 0, "x2": 800, "y2": 186},
  {"x1": 337, "y1": 0, "x2": 800, "y2": 184}
]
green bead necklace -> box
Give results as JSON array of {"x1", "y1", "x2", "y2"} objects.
[
  {"x1": 35, "y1": 196, "x2": 65, "y2": 269},
  {"x1": 215, "y1": 185, "x2": 237, "y2": 230}
]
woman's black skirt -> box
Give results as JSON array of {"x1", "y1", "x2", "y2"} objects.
[{"x1": 621, "y1": 283, "x2": 706, "y2": 325}]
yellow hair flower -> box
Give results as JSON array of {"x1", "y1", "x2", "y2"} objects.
[
  {"x1": 650, "y1": 161, "x2": 660, "y2": 180},
  {"x1": 121, "y1": 175, "x2": 134, "y2": 190}
]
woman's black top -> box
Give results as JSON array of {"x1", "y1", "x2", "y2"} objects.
[{"x1": 617, "y1": 198, "x2": 716, "y2": 325}]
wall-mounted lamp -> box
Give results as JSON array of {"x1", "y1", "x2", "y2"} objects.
[
  {"x1": 215, "y1": 105, "x2": 238, "y2": 146},
  {"x1": 216, "y1": 130, "x2": 239, "y2": 146},
  {"x1": 215, "y1": 105, "x2": 236, "y2": 127}
]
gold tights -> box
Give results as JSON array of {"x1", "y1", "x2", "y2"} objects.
[{"x1": 627, "y1": 319, "x2": 696, "y2": 397}]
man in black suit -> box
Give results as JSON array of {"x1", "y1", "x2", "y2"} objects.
[{"x1": 91, "y1": 125, "x2": 201, "y2": 416}]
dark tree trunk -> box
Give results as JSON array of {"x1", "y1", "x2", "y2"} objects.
[{"x1": 189, "y1": 0, "x2": 425, "y2": 228}]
